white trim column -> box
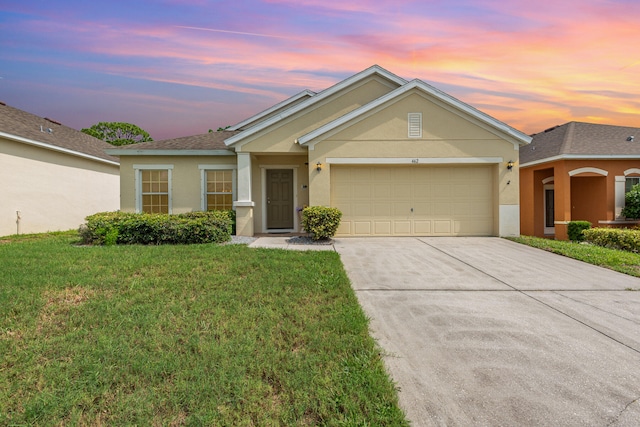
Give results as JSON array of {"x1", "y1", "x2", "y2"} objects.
[
  {"x1": 233, "y1": 153, "x2": 255, "y2": 236},
  {"x1": 615, "y1": 176, "x2": 625, "y2": 219}
]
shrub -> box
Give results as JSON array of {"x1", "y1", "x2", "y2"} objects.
[
  {"x1": 583, "y1": 227, "x2": 640, "y2": 252},
  {"x1": 621, "y1": 184, "x2": 640, "y2": 219},
  {"x1": 567, "y1": 220, "x2": 591, "y2": 242},
  {"x1": 79, "y1": 211, "x2": 233, "y2": 245},
  {"x1": 301, "y1": 206, "x2": 342, "y2": 240}
]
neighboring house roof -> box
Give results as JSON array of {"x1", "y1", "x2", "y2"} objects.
[
  {"x1": 297, "y1": 78, "x2": 532, "y2": 148},
  {"x1": 520, "y1": 122, "x2": 640, "y2": 166},
  {"x1": 0, "y1": 102, "x2": 119, "y2": 165},
  {"x1": 106, "y1": 130, "x2": 238, "y2": 156},
  {"x1": 224, "y1": 64, "x2": 408, "y2": 147},
  {"x1": 229, "y1": 89, "x2": 316, "y2": 131}
]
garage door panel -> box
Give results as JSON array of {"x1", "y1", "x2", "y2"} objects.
[
  {"x1": 331, "y1": 165, "x2": 494, "y2": 236},
  {"x1": 413, "y1": 220, "x2": 432, "y2": 234},
  {"x1": 393, "y1": 221, "x2": 412, "y2": 235},
  {"x1": 353, "y1": 203, "x2": 373, "y2": 216},
  {"x1": 434, "y1": 220, "x2": 452, "y2": 234},
  {"x1": 374, "y1": 221, "x2": 392, "y2": 235},
  {"x1": 354, "y1": 221, "x2": 371, "y2": 235},
  {"x1": 374, "y1": 203, "x2": 392, "y2": 216}
]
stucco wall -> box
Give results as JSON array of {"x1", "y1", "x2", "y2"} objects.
[
  {"x1": 118, "y1": 155, "x2": 236, "y2": 213},
  {"x1": 237, "y1": 77, "x2": 399, "y2": 153},
  {"x1": 306, "y1": 92, "x2": 520, "y2": 213},
  {"x1": 0, "y1": 138, "x2": 119, "y2": 237}
]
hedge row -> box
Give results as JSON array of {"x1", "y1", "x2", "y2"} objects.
[
  {"x1": 583, "y1": 227, "x2": 640, "y2": 253},
  {"x1": 567, "y1": 221, "x2": 591, "y2": 242},
  {"x1": 79, "y1": 211, "x2": 233, "y2": 245}
]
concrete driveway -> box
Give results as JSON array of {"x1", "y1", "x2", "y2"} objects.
[{"x1": 334, "y1": 237, "x2": 640, "y2": 426}]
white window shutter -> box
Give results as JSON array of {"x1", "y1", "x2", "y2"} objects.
[{"x1": 408, "y1": 113, "x2": 422, "y2": 138}]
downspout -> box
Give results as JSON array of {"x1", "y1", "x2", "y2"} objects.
[{"x1": 16, "y1": 211, "x2": 21, "y2": 235}]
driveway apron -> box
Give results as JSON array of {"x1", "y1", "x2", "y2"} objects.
[{"x1": 334, "y1": 237, "x2": 640, "y2": 426}]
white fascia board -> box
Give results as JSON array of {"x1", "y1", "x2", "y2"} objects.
[
  {"x1": 520, "y1": 154, "x2": 640, "y2": 168},
  {"x1": 106, "y1": 149, "x2": 236, "y2": 156},
  {"x1": 298, "y1": 79, "x2": 532, "y2": 147},
  {"x1": 224, "y1": 65, "x2": 408, "y2": 147},
  {"x1": 326, "y1": 157, "x2": 503, "y2": 165},
  {"x1": 228, "y1": 89, "x2": 316, "y2": 131},
  {"x1": 0, "y1": 130, "x2": 120, "y2": 166}
]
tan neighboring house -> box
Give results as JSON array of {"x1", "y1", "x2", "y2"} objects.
[
  {"x1": 520, "y1": 122, "x2": 640, "y2": 240},
  {"x1": 108, "y1": 65, "x2": 531, "y2": 237},
  {"x1": 0, "y1": 102, "x2": 120, "y2": 237}
]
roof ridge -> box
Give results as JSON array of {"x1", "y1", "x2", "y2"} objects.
[{"x1": 562, "y1": 121, "x2": 576, "y2": 153}]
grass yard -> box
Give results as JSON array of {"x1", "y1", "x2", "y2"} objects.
[
  {"x1": 509, "y1": 235, "x2": 640, "y2": 279},
  {"x1": 1, "y1": 232, "x2": 408, "y2": 426}
]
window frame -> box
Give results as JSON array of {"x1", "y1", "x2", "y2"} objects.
[
  {"x1": 199, "y1": 165, "x2": 237, "y2": 212},
  {"x1": 134, "y1": 164, "x2": 173, "y2": 214}
]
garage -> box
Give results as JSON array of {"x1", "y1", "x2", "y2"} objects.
[{"x1": 331, "y1": 165, "x2": 496, "y2": 236}]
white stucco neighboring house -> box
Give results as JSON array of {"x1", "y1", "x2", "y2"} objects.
[{"x1": 0, "y1": 102, "x2": 120, "y2": 237}]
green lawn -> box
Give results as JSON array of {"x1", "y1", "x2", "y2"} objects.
[
  {"x1": 1, "y1": 232, "x2": 408, "y2": 426},
  {"x1": 508, "y1": 235, "x2": 640, "y2": 279}
]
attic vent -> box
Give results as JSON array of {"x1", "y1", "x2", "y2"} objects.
[
  {"x1": 628, "y1": 136, "x2": 635, "y2": 142},
  {"x1": 44, "y1": 117, "x2": 61, "y2": 125},
  {"x1": 408, "y1": 113, "x2": 422, "y2": 138}
]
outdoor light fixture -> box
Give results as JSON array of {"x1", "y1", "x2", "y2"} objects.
[
  {"x1": 507, "y1": 160, "x2": 514, "y2": 170},
  {"x1": 316, "y1": 162, "x2": 322, "y2": 172}
]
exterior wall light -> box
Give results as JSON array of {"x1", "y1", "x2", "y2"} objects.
[
  {"x1": 507, "y1": 160, "x2": 514, "y2": 170},
  {"x1": 316, "y1": 162, "x2": 322, "y2": 172}
]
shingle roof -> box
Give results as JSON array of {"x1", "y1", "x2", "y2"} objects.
[
  {"x1": 521, "y1": 121, "x2": 640, "y2": 164},
  {"x1": 0, "y1": 102, "x2": 119, "y2": 164},
  {"x1": 111, "y1": 130, "x2": 239, "y2": 153}
]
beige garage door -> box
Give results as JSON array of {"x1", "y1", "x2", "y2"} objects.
[{"x1": 331, "y1": 165, "x2": 495, "y2": 236}]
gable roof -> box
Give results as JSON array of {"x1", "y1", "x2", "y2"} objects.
[
  {"x1": 229, "y1": 89, "x2": 316, "y2": 131},
  {"x1": 0, "y1": 102, "x2": 119, "y2": 165},
  {"x1": 224, "y1": 65, "x2": 407, "y2": 147},
  {"x1": 106, "y1": 131, "x2": 238, "y2": 156},
  {"x1": 520, "y1": 122, "x2": 640, "y2": 166},
  {"x1": 297, "y1": 79, "x2": 532, "y2": 147}
]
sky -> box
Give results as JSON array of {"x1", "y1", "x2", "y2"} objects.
[{"x1": 1, "y1": 0, "x2": 639, "y2": 141}]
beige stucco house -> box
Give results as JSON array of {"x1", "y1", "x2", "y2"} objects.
[
  {"x1": 0, "y1": 102, "x2": 120, "y2": 237},
  {"x1": 109, "y1": 65, "x2": 531, "y2": 237}
]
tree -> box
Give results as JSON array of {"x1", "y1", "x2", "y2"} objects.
[{"x1": 81, "y1": 122, "x2": 153, "y2": 146}]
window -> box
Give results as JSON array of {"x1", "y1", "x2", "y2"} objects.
[
  {"x1": 408, "y1": 112, "x2": 422, "y2": 138},
  {"x1": 625, "y1": 176, "x2": 640, "y2": 193},
  {"x1": 200, "y1": 166, "x2": 236, "y2": 211},
  {"x1": 135, "y1": 165, "x2": 173, "y2": 213}
]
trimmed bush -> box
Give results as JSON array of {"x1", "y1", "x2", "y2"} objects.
[
  {"x1": 583, "y1": 227, "x2": 640, "y2": 252},
  {"x1": 301, "y1": 206, "x2": 342, "y2": 240},
  {"x1": 79, "y1": 211, "x2": 233, "y2": 245},
  {"x1": 621, "y1": 184, "x2": 640, "y2": 219},
  {"x1": 567, "y1": 220, "x2": 591, "y2": 242}
]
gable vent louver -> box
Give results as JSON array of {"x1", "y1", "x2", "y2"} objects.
[{"x1": 408, "y1": 113, "x2": 422, "y2": 138}]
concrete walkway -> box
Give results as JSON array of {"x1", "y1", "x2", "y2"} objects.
[
  {"x1": 248, "y1": 236, "x2": 336, "y2": 251},
  {"x1": 334, "y1": 237, "x2": 640, "y2": 426}
]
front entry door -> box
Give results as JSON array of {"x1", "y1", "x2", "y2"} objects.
[{"x1": 266, "y1": 169, "x2": 294, "y2": 229}]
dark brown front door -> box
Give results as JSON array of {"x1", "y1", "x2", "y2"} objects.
[{"x1": 267, "y1": 169, "x2": 294, "y2": 229}]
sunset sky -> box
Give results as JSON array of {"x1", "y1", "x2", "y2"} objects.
[{"x1": 1, "y1": 0, "x2": 639, "y2": 140}]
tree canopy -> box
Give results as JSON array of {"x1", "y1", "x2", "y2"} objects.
[{"x1": 82, "y1": 122, "x2": 153, "y2": 146}]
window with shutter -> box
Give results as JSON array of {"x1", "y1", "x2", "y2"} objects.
[{"x1": 408, "y1": 113, "x2": 422, "y2": 138}]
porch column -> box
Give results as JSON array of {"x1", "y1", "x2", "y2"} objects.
[
  {"x1": 233, "y1": 152, "x2": 254, "y2": 236},
  {"x1": 554, "y1": 163, "x2": 571, "y2": 240}
]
